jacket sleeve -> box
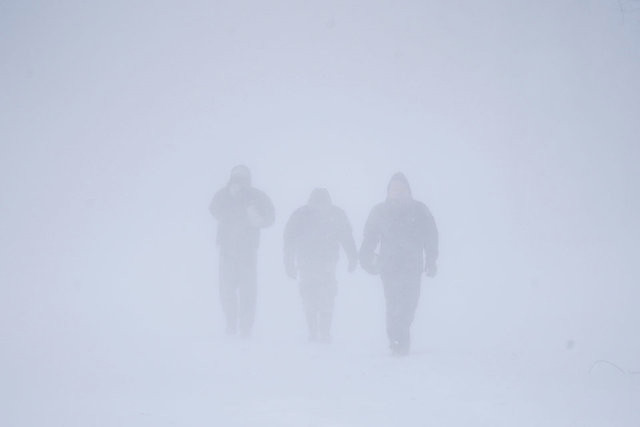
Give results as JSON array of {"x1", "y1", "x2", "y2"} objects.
[
  {"x1": 283, "y1": 210, "x2": 301, "y2": 272},
  {"x1": 254, "y1": 190, "x2": 275, "y2": 228},
  {"x1": 359, "y1": 206, "x2": 381, "y2": 274},
  {"x1": 209, "y1": 189, "x2": 229, "y2": 221},
  {"x1": 422, "y1": 206, "x2": 439, "y2": 265},
  {"x1": 336, "y1": 209, "x2": 357, "y2": 265}
]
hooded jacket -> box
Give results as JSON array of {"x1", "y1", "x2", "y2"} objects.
[
  {"x1": 284, "y1": 188, "x2": 357, "y2": 271},
  {"x1": 209, "y1": 166, "x2": 275, "y2": 253},
  {"x1": 359, "y1": 173, "x2": 438, "y2": 275}
]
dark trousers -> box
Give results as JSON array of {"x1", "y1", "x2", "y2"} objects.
[
  {"x1": 219, "y1": 250, "x2": 257, "y2": 336},
  {"x1": 299, "y1": 267, "x2": 337, "y2": 342},
  {"x1": 381, "y1": 271, "x2": 421, "y2": 353}
]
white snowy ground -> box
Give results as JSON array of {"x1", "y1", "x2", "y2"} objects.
[
  {"x1": 5, "y1": 272, "x2": 639, "y2": 427},
  {"x1": 7, "y1": 333, "x2": 640, "y2": 427}
]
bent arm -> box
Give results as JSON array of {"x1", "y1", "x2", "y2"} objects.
[
  {"x1": 359, "y1": 207, "x2": 381, "y2": 274},
  {"x1": 252, "y1": 190, "x2": 275, "y2": 228},
  {"x1": 209, "y1": 190, "x2": 228, "y2": 221},
  {"x1": 423, "y1": 207, "x2": 439, "y2": 265},
  {"x1": 283, "y1": 211, "x2": 299, "y2": 277},
  {"x1": 337, "y1": 210, "x2": 358, "y2": 266}
]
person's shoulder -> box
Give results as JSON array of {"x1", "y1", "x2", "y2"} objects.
[
  {"x1": 247, "y1": 186, "x2": 272, "y2": 200},
  {"x1": 413, "y1": 199, "x2": 428, "y2": 209},
  {"x1": 329, "y1": 204, "x2": 347, "y2": 216},
  {"x1": 213, "y1": 186, "x2": 229, "y2": 199},
  {"x1": 291, "y1": 205, "x2": 310, "y2": 217},
  {"x1": 412, "y1": 200, "x2": 434, "y2": 217},
  {"x1": 285, "y1": 206, "x2": 306, "y2": 227},
  {"x1": 328, "y1": 205, "x2": 351, "y2": 223},
  {"x1": 365, "y1": 201, "x2": 387, "y2": 220},
  {"x1": 372, "y1": 201, "x2": 387, "y2": 212}
]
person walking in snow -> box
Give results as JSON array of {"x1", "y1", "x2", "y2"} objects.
[
  {"x1": 284, "y1": 188, "x2": 357, "y2": 342},
  {"x1": 209, "y1": 165, "x2": 275, "y2": 337},
  {"x1": 359, "y1": 173, "x2": 438, "y2": 356}
]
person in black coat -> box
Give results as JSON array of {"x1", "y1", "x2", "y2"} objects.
[
  {"x1": 209, "y1": 165, "x2": 275, "y2": 337},
  {"x1": 359, "y1": 173, "x2": 438, "y2": 355},
  {"x1": 284, "y1": 188, "x2": 357, "y2": 342}
]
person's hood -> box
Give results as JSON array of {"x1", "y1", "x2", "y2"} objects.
[
  {"x1": 307, "y1": 188, "x2": 332, "y2": 208},
  {"x1": 227, "y1": 164, "x2": 251, "y2": 187},
  {"x1": 386, "y1": 172, "x2": 412, "y2": 200}
]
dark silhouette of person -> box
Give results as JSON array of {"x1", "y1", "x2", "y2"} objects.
[
  {"x1": 209, "y1": 165, "x2": 275, "y2": 337},
  {"x1": 284, "y1": 188, "x2": 357, "y2": 342},
  {"x1": 359, "y1": 173, "x2": 438, "y2": 355}
]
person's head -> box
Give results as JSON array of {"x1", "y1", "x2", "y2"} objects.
[
  {"x1": 386, "y1": 172, "x2": 412, "y2": 201},
  {"x1": 228, "y1": 164, "x2": 251, "y2": 196},
  {"x1": 308, "y1": 188, "x2": 332, "y2": 208}
]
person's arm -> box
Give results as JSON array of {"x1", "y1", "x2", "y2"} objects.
[
  {"x1": 337, "y1": 209, "x2": 358, "y2": 272},
  {"x1": 259, "y1": 191, "x2": 275, "y2": 228},
  {"x1": 359, "y1": 206, "x2": 381, "y2": 275},
  {"x1": 422, "y1": 205, "x2": 439, "y2": 277},
  {"x1": 247, "y1": 190, "x2": 275, "y2": 228},
  {"x1": 209, "y1": 189, "x2": 228, "y2": 221},
  {"x1": 283, "y1": 211, "x2": 299, "y2": 279}
]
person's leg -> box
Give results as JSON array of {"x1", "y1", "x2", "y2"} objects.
[
  {"x1": 302, "y1": 288, "x2": 319, "y2": 341},
  {"x1": 382, "y1": 274, "x2": 403, "y2": 352},
  {"x1": 237, "y1": 250, "x2": 258, "y2": 337},
  {"x1": 219, "y1": 252, "x2": 238, "y2": 335},
  {"x1": 317, "y1": 275, "x2": 337, "y2": 343},
  {"x1": 395, "y1": 273, "x2": 421, "y2": 355},
  {"x1": 300, "y1": 270, "x2": 321, "y2": 341}
]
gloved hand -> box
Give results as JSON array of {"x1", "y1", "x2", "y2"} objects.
[
  {"x1": 285, "y1": 260, "x2": 297, "y2": 280},
  {"x1": 246, "y1": 205, "x2": 265, "y2": 228},
  {"x1": 424, "y1": 261, "x2": 437, "y2": 278},
  {"x1": 361, "y1": 253, "x2": 380, "y2": 275},
  {"x1": 347, "y1": 257, "x2": 357, "y2": 273}
]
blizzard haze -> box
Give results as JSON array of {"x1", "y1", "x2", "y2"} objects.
[{"x1": 2, "y1": 1, "x2": 640, "y2": 426}]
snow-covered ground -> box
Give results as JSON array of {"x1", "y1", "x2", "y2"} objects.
[
  {"x1": 5, "y1": 317, "x2": 640, "y2": 426},
  {"x1": 4, "y1": 260, "x2": 640, "y2": 427}
]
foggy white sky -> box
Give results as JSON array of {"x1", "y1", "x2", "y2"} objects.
[{"x1": 1, "y1": 1, "x2": 640, "y2": 420}]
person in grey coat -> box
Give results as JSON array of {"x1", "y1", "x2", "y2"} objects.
[
  {"x1": 284, "y1": 188, "x2": 357, "y2": 342},
  {"x1": 209, "y1": 165, "x2": 275, "y2": 337},
  {"x1": 359, "y1": 173, "x2": 438, "y2": 356}
]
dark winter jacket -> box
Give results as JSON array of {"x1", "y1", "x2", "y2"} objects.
[
  {"x1": 284, "y1": 189, "x2": 357, "y2": 271},
  {"x1": 209, "y1": 184, "x2": 275, "y2": 254},
  {"x1": 359, "y1": 175, "x2": 438, "y2": 276}
]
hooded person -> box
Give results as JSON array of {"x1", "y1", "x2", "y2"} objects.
[
  {"x1": 284, "y1": 188, "x2": 357, "y2": 342},
  {"x1": 209, "y1": 165, "x2": 275, "y2": 337},
  {"x1": 359, "y1": 172, "x2": 438, "y2": 356}
]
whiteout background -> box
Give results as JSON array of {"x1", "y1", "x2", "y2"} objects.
[{"x1": 2, "y1": 1, "x2": 639, "y2": 426}]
